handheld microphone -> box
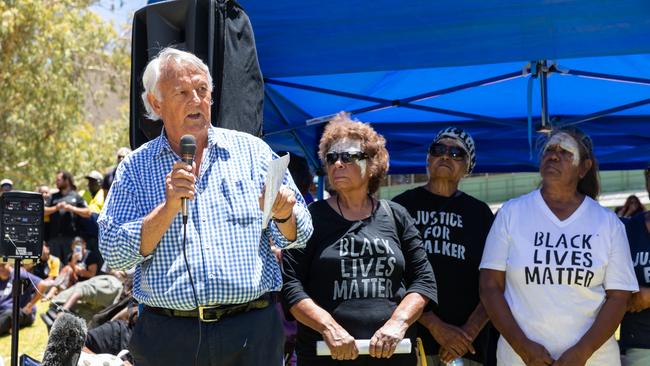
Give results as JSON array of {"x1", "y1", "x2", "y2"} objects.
[
  {"x1": 180, "y1": 134, "x2": 196, "y2": 224},
  {"x1": 42, "y1": 312, "x2": 87, "y2": 366}
]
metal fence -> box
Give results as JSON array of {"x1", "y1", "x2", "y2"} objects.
[{"x1": 379, "y1": 170, "x2": 647, "y2": 205}]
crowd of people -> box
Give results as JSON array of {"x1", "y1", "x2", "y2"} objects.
[
  {"x1": 0, "y1": 147, "x2": 139, "y2": 364},
  {"x1": 0, "y1": 47, "x2": 649, "y2": 366}
]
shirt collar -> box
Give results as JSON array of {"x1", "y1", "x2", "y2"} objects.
[
  {"x1": 154, "y1": 125, "x2": 231, "y2": 157},
  {"x1": 208, "y1": 126, "x2": 232, "y2": 151},
  {"x1": 154, "y1": 128, "x2": 173, "y2": 157}
]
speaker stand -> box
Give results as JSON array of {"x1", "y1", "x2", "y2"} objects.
[{"x1": 10, "y1": 258, "x2": 23, "y2": 366}]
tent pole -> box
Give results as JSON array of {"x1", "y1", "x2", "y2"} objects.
[
  {"x1": 539, "y1": 60, "x2": 550, "y2": 131},
  {"x1": 265, "y1": 78, "x2": 386, "y2": 103},
  {"x1": 267, "y1": 73, "x2": 525, "y2": 128},
  {"x1": 403, "y1": 71, "x2": 523, "y2": 103},
  {"x1": 562, "y1": 69, "x2": 650, "y2": 86},
  {"x1": 266, "y1": 71, "x2": 523, "y2": 104},
  {"x1": 560, "y1": 98, "x2": 650, "y2": 127},
  {"x1": 317, "y1": 175, "x2": 325, "y2": 200},
  {"x1": 345, "y1": 102, "x2": 520, "y2": 127}
]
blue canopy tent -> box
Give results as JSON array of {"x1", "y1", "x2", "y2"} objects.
[{"x1": 239, "y1": 0, "x2": 650, "y2": 174}]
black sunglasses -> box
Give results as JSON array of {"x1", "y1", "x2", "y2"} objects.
[
  {"x1": 429, "y1": 143, "x2": 467, "y2": 160},
  {"x1": 325, "y1": 151, "x2": 369, "y2": 165}
]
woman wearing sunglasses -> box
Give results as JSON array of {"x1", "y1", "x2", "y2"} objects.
[
  {"x1": 282, "y1": 113, "x2": 437, "y2": 365},
  {"x1": 393, "y1": 127, "x2": 494, "y2": 366},
  {"x1": 479, "y1": 127, "x2": 638, "y2": 366}
]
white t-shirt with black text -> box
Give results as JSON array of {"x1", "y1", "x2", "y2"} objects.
[{"x1": 480, "y1": 189, "x2": 638, "y2": 366}]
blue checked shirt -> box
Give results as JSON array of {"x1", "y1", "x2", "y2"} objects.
[{"x1": 98, "y1": 127, "x2": 313, "y2": 310}]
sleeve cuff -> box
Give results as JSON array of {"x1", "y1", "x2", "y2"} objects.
[
  {"x1": 406, "y1": 287, "x2": 438, "y2": 305},
  {"x1": 101, "y1": 218, "x2": 150, "y2": 270},
  {"x1": 604, "y1": 283, "x2": 639, "y2": 292},
  {"x1": 269, "y1": 207, "x2": 312, "y2": 249},
  {"x1": 479, "y1": 263, "x2": 507, "y2": 271}
]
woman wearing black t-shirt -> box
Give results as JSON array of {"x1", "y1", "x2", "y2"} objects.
[
  {"x1": 393, "y1": 127, "x2": 494, "y2": 366},
  {"x1": 282, "y1": 113, "x2": 437, "y2": 365},
  {"x1": 620, "y1": 167, "x2": 650, "y2": 366}
]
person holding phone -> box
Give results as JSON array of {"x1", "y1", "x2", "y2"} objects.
[{"x1": 68, "y1": 236, "x2": 100, "y2": 282}]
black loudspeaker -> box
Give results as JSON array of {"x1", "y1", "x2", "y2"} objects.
[
  {"x1": 130, "y1": 0, "x2": 264, "y2": 150},
  {"x1": 0, "y1": 191, "x2": 43, "y2": 261}
]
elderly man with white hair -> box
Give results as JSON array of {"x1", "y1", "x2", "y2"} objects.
[{"x1": 98, "y1": 47, "x2": 313, "y2": 366}]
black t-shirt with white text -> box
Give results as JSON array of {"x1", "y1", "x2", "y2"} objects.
[
  {"x1": 620, "y1": 212, "x2": 650, "y2": 350},
  {"x1": 393, "y1": 187, "x2": 494, "y2": 362},
  {"x1": 282, "y1": 199, "x2": 437, "y2": 365}
]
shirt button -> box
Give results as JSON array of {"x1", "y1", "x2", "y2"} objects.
[{"x1": 208, "y1": 273, "x2": 216, "y2": 279}]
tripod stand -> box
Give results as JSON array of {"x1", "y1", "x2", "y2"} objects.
[{"x1": 9, "y1": 258, "x2": 25, "y2": 366}]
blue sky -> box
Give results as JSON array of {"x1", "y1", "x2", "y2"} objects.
[{"x1": 90, "y1": 0, "x2": 147, "y2": 29}]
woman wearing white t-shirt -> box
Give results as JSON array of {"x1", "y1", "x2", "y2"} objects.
[{"x1": 479, "y1": 127, "x2": 638, "y2": 366}]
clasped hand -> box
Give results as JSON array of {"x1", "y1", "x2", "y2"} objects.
[
  {"x1": 430, "y1": 320, "x2": 475, "y2": 363},
  {"x1": 322, "y1": 325, "x2": 358, "y2": 361},
  {"x1": 369, "y1": 319, "x2": 408, "y2": 359}
]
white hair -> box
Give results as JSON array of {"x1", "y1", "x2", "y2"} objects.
[{"x1": 141, "y1": 47, "x2": 213, "y2": 121}]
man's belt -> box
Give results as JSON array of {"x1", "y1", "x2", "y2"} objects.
[{"x1": 145, "y1": 293, "x2": 272, "y2": 322}]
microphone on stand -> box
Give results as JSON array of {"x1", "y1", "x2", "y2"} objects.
[{"x1": 180, "y1": 134, "x2": 196, "y2": 225}]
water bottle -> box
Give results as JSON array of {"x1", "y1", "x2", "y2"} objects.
[{"x1": 446, "y1": 358, "x2": 464, "y2": 366}]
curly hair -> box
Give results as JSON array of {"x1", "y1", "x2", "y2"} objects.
[{"x1": 318, "y1": 112, "x2": 389, "y2": 194}]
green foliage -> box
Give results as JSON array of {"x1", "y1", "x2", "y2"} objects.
[{"x1": 0, "y1": 0, "x2": 130, "y2": 190}]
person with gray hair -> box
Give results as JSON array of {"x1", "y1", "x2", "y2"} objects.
[
  {"x1": 102, "y1": 146, "x2": 131, "y2": 194},
  {"x1": 98, "y1": 47, "x2": 313, "y2": 366},
  {"x1": 393, "y1": 127, "x2": 494, "y2": 366}
]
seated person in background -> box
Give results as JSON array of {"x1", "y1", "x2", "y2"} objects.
[
  {"x1": 31, "y1": 241, "x2": 60, "y2": 280},
  {"x1": 82, "y1": 303, "x2": 138, "y2": 365},
  {"x1": 88, "y1": 271, "x2": 135, "y2": 330},
  {"x1": 615, "y1": 195, "x2": 645, "y2": 219},
  {"x1": 0, "y1": 263, "x2": 41, "y2": 335},
  {"x1": 66, "y1": 236, "x2": 100, "y2": 282},
  {"x1": 40, "y1": 249, "x2": 77, "y2": 302},
  {"x1": 41, "y1": 236, "x2": 100, "y2": 301},
  {"x1": 52, "y1": 271, "x2": 126, "y2": 322},
  {"x1": 45, "y1": 271, "x2": 125, "y2": 324}
]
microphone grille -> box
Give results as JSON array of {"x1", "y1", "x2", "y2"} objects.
[
  {"x1": 42, "y1": 313, "x2": 87, "y2": 366},
  {"x1": 180, "y1": 134, "x2": 196, "y2": 155}
]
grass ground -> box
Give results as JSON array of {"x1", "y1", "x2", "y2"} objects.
[{"x1": 0, "y1": 301, "x2": 49, "y2": 364}]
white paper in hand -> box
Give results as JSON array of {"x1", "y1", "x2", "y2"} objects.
[{"x1": 262, "y1": 153, "x2": 291, "y2": 229}]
